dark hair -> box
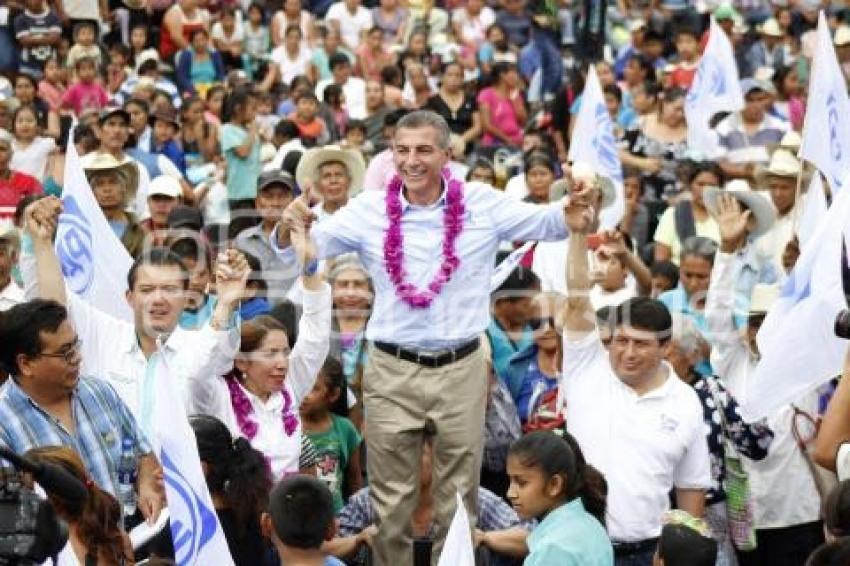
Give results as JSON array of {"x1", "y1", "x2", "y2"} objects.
[
  {"x1": 14, "y1": 72, "x2": 38, "y2": 89},
  {"x1": 0, "y1": 299, "x2": 68, "y2": 374},
  {"x1": 632, "y1": 80, "x2": 660, "y2": 99},
  {"x1": 242, "y1": 250, "x2": 267, "y2": 292},
  {"x1": 596, "y1": 306, "x2": 615, "y2": 334},
  {"x1": 247, "y1": 2, "x2": 265, "y2": 21},
  {"x1": 322, "y1": 84, "x2": 342, "y2": 105},
  {"x1": 380, "y1": 64, "x2": 402, "y2": 85},
  {"x1": 493, "y1": 262, "x2": 541, "y2": 302},
  {"x1": 268, "y1": 476, "x2": 334, "y2": 549},
  {"x1": 508, "y1": 431, "x2": 607, "y2": 525},
  {"x1": 603, "y1": 83, "x2": 622, "y2": 104},
  {"x1": 328, "y1": 52, "x2": 351, "y2": 71},
  {"x1": 773, "y1": 65, "x2": 797, "y2": 99},
  {"x1": 523, "y1": 150, "x2": 556, "y2": 174},
  {"x1": 168, "y1": 236, "x2": 212, "y2": 273},
  {"x1": 467, "y1": 157, "x2": 495, "y2": 181},
  {"x1": 807, "y1": 539, "x2": 850, "y2": 566},
  {"x1": 284, "y1": 24, "x2": 302, "y2": 38},
  {"x1": 124, "y1": 97, "x2": 150, "y2": 116},
  {"x1": 74, "y1": 56, "x2": 97, "y2": 70},
  {"x1": 126, "y1": 248, "x2": 189, "y2": 290},
  {"x1": 346, "y1": 119, "x2": 366, "y2": 135},
  {"x1": 11, "y1": 104, "x2": 39, "y2": 133},
  {"x1": 680, "y1": 236, "x2": 718, "y2": 265},
  {"x1": 687, "y1": 161, "x2": 724, "y2": 186},
  {"x1": 281, "y1": 149, "x2": 303, "y2": 176},
  {"x1": 189, "y1": 415, "x2": 272, "y2": 536},
  {"x1": 613, "y1": 297, "x2": 673, "y2": 343},
  {"x1": 109, "y1": 43, "x2": 131, "y2": 60},
  {"x1": 657, "y1": 524, "x2": 718, "y2": 566},
  {"x1": 491, "y1": 61, "x2": 517, "y2": 84},
  {"x1": 274, "y1": 119, "x2": 299, "y2": 141},
  {"x1": 318, "y1": 357, "x2": 349, "y2": 417},
  {"x1": 627, "y1": 53, "x2": 655, "y2": 81},
  {"x1": 384, "y1": 108, "x2": 410, "y2": 128},
  {"x1": 223, "y1": 85, "x2": 258, "y2": 123},
  {"x1": 651, "y1": 260, "x2": 679, "y2": 283},
  {"x1": 825, "y1": 480, "x2": 850, "y2": 537},
  {"x1": 26, "y1": 446, "x2": 129, "y2": 565},
  {"x1": 674, "y1": 26, "x2": 699, "y2": 41},
  {"x1": 238, "y1": 315, "x2": 288, "y2": 355}
]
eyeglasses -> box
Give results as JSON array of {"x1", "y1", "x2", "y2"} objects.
[
  {"x1": 528, "y1": 316, "x2": 556, "y2": 331},
  {"x1": 38, "y1": 338, "x2": 83, "y2": 363}
]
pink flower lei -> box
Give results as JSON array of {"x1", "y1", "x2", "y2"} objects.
[
  {"x1": 383, "y1": 168, "x2": 465, "y2": 309},
  {"x1": 226, "y1": 375, "x2": 299, "y2": 440}
]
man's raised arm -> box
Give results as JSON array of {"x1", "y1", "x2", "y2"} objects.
[
  {"x1": 23, "y1": 196, "x2": 66, "y2": 306},
  {"x1": 563, "y1": 187, "x2": 598, "y2": 340}
]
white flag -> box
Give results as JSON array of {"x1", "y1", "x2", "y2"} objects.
[
  {"x1": 799, "y1": 12, "x2": 850, "y2": 193},
  {"x1": 437, "y1": 492, "x2": 476, "y2": 566},
  {"x1": 150, "y1": 353, "x2": 235, "y2": 566},
  {"x1": 685, "y1": 17, "x2": 743, "y2": 159},
  {"x1": 490, "y1": 242, "x2": 535, "y2": 292},
  {"x1": 55, "y1": 139, "x2": 133, "y2": 321},
  {"x1": 743, "y1": 173, "x2": 850, "y2": 420},
  {"x1": 797, "y1": 173, "x2": 828, "y2": 249},
  {"x1": 568, "y1": 65, "x2": 625, "y2": 230}
]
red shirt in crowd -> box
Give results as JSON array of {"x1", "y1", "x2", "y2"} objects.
[{"x1": 0, "y1": 171, "x2": 42, "y2": 220}]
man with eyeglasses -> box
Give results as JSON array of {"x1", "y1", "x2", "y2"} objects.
[
  {"x1": 0, "y1": 298, "x2": 163, "y2": 521},
  {"x1": 705, "y1": 193, "x2": 824, "y2": 566}
]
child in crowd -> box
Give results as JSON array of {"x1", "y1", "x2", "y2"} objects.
[
  {"x1": 129, "y1": 25, "x2": 150, "y2": 67},
  {"x1": 650, "y1": 261, "x2": 679, "y2": 298},
  {"x1": 37, "y1": 58, "x2": 66, "y2": 112},
  {"x1": 60, "y1": 57, "x2": 109, "y2": 117},
  {"x1": 107, "y1": 44, "x2": 132, "y2": 96},
  {"x1": 289, "y1": 91, "x2": 329, "y2": 145},
  {"x1": 256, "y1": 92, "x2": 280, "y2": 142},
  {"x1": 300, "y1": 358, "x2": 363, "y2": 513},
  {"x1": 150, "y1": 108, "x2": 187, "y2": 175},
  {"x1": 220, "y1": 86, "x2": 261, "y2": 232},
  {"x1": 206, "y1": 85, "x2": 227, "y2": 125},
  {"x1": 66, "y1": 21, "x2": 103, "y2": 73},
  {"x1": 243, "y1": 2, "x2": 270, "y2": 78},
  {"x1": 262, "y1": 476, "x2": 346, "y2": 566},
  {"x1": 11, "y1": 105, "x2": 56, "y2": 182},
  {"x1": 653, "y1": 511, "x2": 717, "y2": 566},
  {"x1": 668, "y1": 27, "x2": 700, "y2": 90},
  {"x1": 322, "y1": 84, "x2": 347, "y2": 140},
  {"x1": 506, "y1": 430, "x2": 613, "y2": 565},
  {"x1": 341, "y1": 119, "x2": 371, "y2": 156}
]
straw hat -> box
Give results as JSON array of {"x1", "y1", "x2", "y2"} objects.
[
  {"x1": 835, "y1": 25, "x2": 850, "y2": 47},
  {"x1": 758, "y1": 18, "x2": 783, "y2": 37},
  {"x1": 82, "y1": 152, "x2": 140, "y2": 202},
  {"x1": 295, "y1": 145, "x2": 366, "y2": 197},
  {"x1": 749, "y1": 283, "x2": 780, "y2": 314},
  {"x1": 778, "y1": 130, "x2": 802, "y2": 152},
  {"x1": 549, "y1": 162, "x2": 617, "y2": 209},
  {"x1": 756, "y1": 149, "x2": 801, "y2": 187},
  {"x1": 0, "y1": 224, "x2": 20, "y2": 250},
  {"x1": 704, "y1": 182, "x2": 776, "y2": 237}
]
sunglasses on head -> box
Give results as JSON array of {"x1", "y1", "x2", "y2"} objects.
[{"x1": 528, "y1": 316, "x2": 556, "y2": 331}]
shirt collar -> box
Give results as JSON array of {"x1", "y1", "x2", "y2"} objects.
[
  {"x1": 397, "y1": 181, "x2": 448, "y2": 212},
  {"x1": 240, "y1": 380, "x2": 284, "y2": 411}
]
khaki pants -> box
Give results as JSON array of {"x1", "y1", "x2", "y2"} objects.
[{"x1": 363, "y1": 343, "x2": 488, "y2": 566}]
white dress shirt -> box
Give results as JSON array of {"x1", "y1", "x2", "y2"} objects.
[
  {"x1": 561, "y1": 331, "x2": 712, "y2": 542},
  {"x1": 188, "y1": 285, "x2": 332, "y2": 479},
  {"x1": 272, "y1": 182, "x2": 568, "y2": 350},
  {"x1": 315, "y1": 76, "x2": 367, "y2": 120},
  {"x1": 707, "y1": 250, "x2": 821, "y2": 529},
  {"x1": 67, "y1": 292, "x2": 239, "y2": 436}
]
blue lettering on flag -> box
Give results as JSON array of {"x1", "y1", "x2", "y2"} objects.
[
  {"x1": 56, "y1": 195, "x2": 94, "y2": 294},
  {"x1": 780, "y1": 268, "x2": 811, "y2": 303},
  {"x1": 592, "y1": 103, "x2": 623, "y2": 182},
  {"x1": 827, "y1": 92, "x2": 844, "y2": 189},
  {"x1": 162, "y1": 449, "x2": 218, "y2": 564}
]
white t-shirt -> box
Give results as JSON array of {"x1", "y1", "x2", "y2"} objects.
[
  {"x1": 451, "y1": 6, "x2": 496, "y2": 46},
  {"x1": 11, "y1": 137, "x2": 55, "y2": 181},
  {"x1": 315, "y1": 76, "x2": 367, "y2": 120},
  {"x1": 561, "y1": 331, "x2": 712, "y2": 542},
  {"x1": 326, "y1": 2, "x2": 373, "y2": 51},
  {"x1": 211, "y1": 20, "x2": 245, "y2": 44},
  {"x1": 271, "y1": 45, "x2": 313, "y2": 85}
]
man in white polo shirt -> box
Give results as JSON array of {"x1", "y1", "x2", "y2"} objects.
[{"x1": 560, "y1": 180, "x2": 711, "y2": 566}]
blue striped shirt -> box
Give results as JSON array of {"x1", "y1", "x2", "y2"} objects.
[{"x1": 0, "y1": 375, "x2": 152, "y2": 497}]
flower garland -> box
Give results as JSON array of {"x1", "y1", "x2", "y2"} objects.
[
  {"x1": 383, "y1": 168, "x2": 465, "y2": 309},
  {"x1": 226, "y1": 375, "x2": 299, "y2": 440}
]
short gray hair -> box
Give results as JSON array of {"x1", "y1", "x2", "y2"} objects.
[
  {"x1": 395, "y1": 110, "x2": 451, "y2": 150},
  {"x1": 669, "y1": 313, "x2": 706, "y2": 356},
  {"x1": 680, "y1": 236, "x2": 718, "y2": 265}
]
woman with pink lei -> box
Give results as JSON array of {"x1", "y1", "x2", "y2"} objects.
[{"x1": 274, "y1": 110, "x2": 590, "y2": 564}]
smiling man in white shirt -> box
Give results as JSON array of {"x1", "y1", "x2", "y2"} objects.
[
  {"x1": 560, "y1": 184, "x2": 711, "y2": 566},
  {"x1": 276, "y1": 110, "x2": 582, "y2": 564}
]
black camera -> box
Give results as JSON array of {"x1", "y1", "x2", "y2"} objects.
[
  {"x1": 0, "y1": 467, "x2": 68, "y2": 565},
  {"x1": 836, "y1": 310, "x2": 850, "y2": 339}
]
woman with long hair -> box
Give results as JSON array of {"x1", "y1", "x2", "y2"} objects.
[
  {"x1": 190, "y1": 415, "x2": 274, "y2": 566},
  {"x1": 26, "y1": 446, "x2": 134, "y2": 566}
]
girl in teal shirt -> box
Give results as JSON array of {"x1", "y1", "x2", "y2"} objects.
[{"x1": 507, "y1": 430, "x2": 614, "y2": 566}]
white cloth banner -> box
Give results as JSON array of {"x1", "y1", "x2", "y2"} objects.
[
  {"x1": 568, "y1": 65, "x2": 625, "y2": 230},
  {"x1": 799, "y1": 11, "x2": 850, "y2": 193},
  {"x1": 150, "y1": 353, "x2": 235, "y2": 566},
  {"x1": 490, "y1": 242, "x2": 536, "y2": 292},
  {"x1": 56, "y1": 139, "x2": 133, "y2": 321},
  {"x1": 797, "y1": 174, "x2": 828, "y2": 249},
  {"x1": 744, "y1": 173, "x2": 850, "y2": 420},
  {"x1": 437, "y1": 492, "x2": 476, "y2": 566},
  {"x1": 685, "y1": 17, "x2": 743, "y2": 160}
]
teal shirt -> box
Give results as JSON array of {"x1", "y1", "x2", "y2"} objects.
[
  {"x1": 190, "y1": 56, "x2": 217, "y2": 85},
  {"x1": 221, "y1": 123, "x2": 261, "y2": 201},
  {"x1": 525, "y1": 499, "x2": 613, "y2": 566},
  {"x1": 487, "y1": 319, "x2": 534, "y2": 380}
]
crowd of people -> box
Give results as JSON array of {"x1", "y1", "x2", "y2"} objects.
[{"x1": 4, "y1": 0, "x2": 850, "y2": 565}]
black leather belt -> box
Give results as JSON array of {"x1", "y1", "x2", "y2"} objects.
[
  {"x1": 373, "y1": 338, "x2": 480, "y2": 369},
  {"x1": 612, "y1": 537, "x2": 659, "y2": 557}
]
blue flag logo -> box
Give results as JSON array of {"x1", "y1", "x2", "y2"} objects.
[
  {"x1": 56, "y1": 195, "x2": 94, "y2": 294},
  {"x1": 592, "y1": 103, "x2": 623, "y2": 182},
  {"x1": 162, "y1": 449, "x2": 219, "y2": 564}
]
